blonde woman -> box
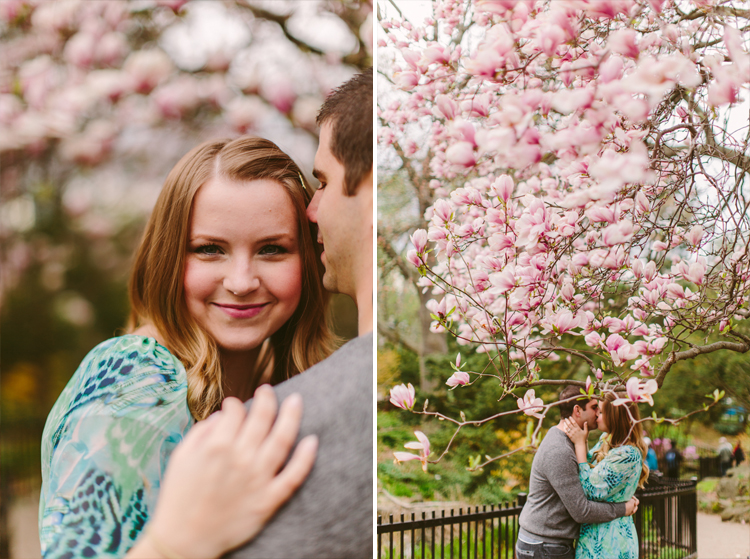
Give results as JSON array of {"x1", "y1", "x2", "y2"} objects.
[
  {"x1": 40, "y1": 137, "x2": 337, "y2": 558},
  {"x1": 563, "y1": 394, "x2": 648, "y2": 559}
]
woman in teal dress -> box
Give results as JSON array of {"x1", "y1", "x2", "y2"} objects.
[
  {"x1": 40, "y1": 137, "x2": 337, "y2": 558},
  {"x1": 563, "y1": 394, "x2": 649, "y2": 559}
]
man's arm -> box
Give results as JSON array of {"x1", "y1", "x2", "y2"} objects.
[{"x1": 547, "y1": 440, "x2": 628, "y2": 524}]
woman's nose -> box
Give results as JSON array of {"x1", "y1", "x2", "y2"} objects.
[{"x1": 223, "y1": 259, "x2": 261, "y2": 296}]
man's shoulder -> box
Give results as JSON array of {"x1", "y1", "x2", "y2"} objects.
[
  {"x1": 233, "y1": 333, "x2": 373, "y2": 558},
  {"x1": 538, "y1": 426, "x2": 567, "y2": 450},
  {"x1": 274, "y1": 332, "x2": 372, "y2": 396},
  {"x1": 534, "y1": 427, "x2": 573, "y2": 465}
]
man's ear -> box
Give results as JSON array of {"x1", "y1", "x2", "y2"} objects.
[{"x1": 572, "y1": 404, "x2": 581, "y2": 418}]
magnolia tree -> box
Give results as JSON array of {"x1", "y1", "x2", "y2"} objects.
[
  {"x1": 378, "y1": 0, "x2": 750, "y2": 470},
  {"x1": 0, "y1": 0, "x2": 372, "y2": 304}
]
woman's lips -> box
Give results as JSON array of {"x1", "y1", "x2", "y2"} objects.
[{"x1": 214, "y1": 303, "x2": 268, "y2": 319}]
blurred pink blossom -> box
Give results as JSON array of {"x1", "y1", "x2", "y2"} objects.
[{"x1": 517, "y1": 389, "x2": 544, "y2": 419}]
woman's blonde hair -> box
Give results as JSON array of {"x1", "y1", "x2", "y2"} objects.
[
  {"x1": 594, "y1": 394, "x2": 649, "y2": 489},
  {"x1": 127, "y1": 137, "x2": 338, "y2": 420}
]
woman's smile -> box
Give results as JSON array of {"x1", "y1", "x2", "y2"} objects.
[{"x1": 212, "y1": 302, "x2": 269, "y2": 319}]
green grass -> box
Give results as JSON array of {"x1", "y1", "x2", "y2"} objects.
[
  {"x1": 379, "y1": 518, "x2": 518, "y2": 559},
  {"x1": 697, "y1": 479, "x2": 717, "y2": 493}
]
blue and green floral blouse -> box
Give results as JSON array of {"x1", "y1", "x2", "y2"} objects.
[
  {"x1": 39, "y1": 335, "x2": 195, "y2": 558},
  {"x1": 576, "y1": 434, "x2": 643, "y2": 559}
]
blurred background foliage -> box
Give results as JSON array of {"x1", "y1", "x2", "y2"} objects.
[{"x1": 0, "y1": 1, "x2": 371, "y2": 554}]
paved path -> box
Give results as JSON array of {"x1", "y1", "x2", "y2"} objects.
[
  {"x1": 9, "y1": 490, "x2": 41, "y2": 559},
  {"x1": 698, "y1": 512, "x2": 750, "y2": 559}
]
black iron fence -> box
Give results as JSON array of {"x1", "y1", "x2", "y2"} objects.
[
  {"x1": 377, "y1": 495, "x2": 526, "y2": 559},
  {"x1": 635, "y1": 478, "x2": 697, "y2": 559},
  {"x1": 378, "y1": 478, "x2": 697, "y2": 559}
]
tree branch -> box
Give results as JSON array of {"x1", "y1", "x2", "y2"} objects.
[
  {"x1": 236, "y1": 2, "x2": 326, "y2": 56},
  {"x1": 655, "y1": 340, "x2": 750, "y2": 386},
  {"x1": 378, "y1": 234, "x2": 416, "y2": 282},
  {"x1": 378, "y1": 319, "x2": 420, "y2": 355}
]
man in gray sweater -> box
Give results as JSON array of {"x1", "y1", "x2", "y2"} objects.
[
  {"x1": 516, "y1": 385, "x2": 639, "y2": 558},
  {"x1": 232, "y1": 69, "x2": 373, "y2": 558}
]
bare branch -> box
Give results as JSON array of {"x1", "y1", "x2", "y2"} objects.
[
  {"x1": 655, "y1": 340, "x2": 750, "y2": 386},
  {"x1": 378, "y1": 235, "x2": 416, "y2": 281},
  {"x1": 378, "y1": 319, "x2": 421, "y2": 355}
]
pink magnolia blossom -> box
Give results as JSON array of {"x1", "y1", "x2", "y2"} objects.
[
  {"x1": 394, "y1": 431, "x2": 431, "y2": 472},
  {"x1": 608, "y1": 29, "x2": 640, "y2": 59},
  {"x1": 613, "y1": 377, "x2": 659, "y2": 406},
  {"x1": 585, "y1": 331, "x2": 605, "y2": 348},
  {"x1": 490, "y1": 175, "x2": 514, "y2": 202},
  {"x1": 390, "y1": 383, "x2": 416, "y2": 410},
  {"x1": 432, "y1": 199, "x2": 453, "y2": 223},
  {"x1": 446, "y1": 371, "x2": 470, "y2": 388},
  {"x1": 411, "y1": 229, "x2": 428, "y2": 253},
  {"x1": 684, "y1": 225, "x2": 703, "y2": 247},
  {"x1": 423, "y1": 44, "x2": 450, "y2": 65},
  {"x1": 395, "y1": 71, "x2": 420, "y2": 90},
  {"x1": 406, "y1": 249, "x2": 421, "y2": 268},
  {"x1": 489, "y1": 267, "x2": 516, "y2": 293},
  {"x1": 445, "y1": 142, "x2": 476, "y2": 167},
  {"x1": 123, "y1": 49, "x2": 173, "y2": 94},
  {"x1": 517, "y1": 389, "x2": 544, "y2": 419},
  {"x1": 546, "y1": 310, "x2": 582, "y2": 335},
  {"x1": 683, "y1": 261, "x2": 706, "y2": 285},
  {"x1": 606, "y1": 334, "x2": 638, "y2": 366},
  {"x1": 435, "y1": 95, "x2": 458, "y2": 119}
]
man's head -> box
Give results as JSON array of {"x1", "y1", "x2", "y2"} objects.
[
  {"x1": 558, "y1": 385, "x2": 599, "y2": 430},
  {"x1": 307, "y1": 68, "x2": 373, "y2": 304}
]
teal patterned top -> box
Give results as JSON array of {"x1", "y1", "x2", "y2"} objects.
[
  {"x1": 576, "y1": 434, "x2": 642, "y2": 559},
  {"x1": 39, "y1": 335, "x2": 195, "y2": 558}
]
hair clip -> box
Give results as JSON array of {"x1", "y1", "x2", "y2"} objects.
[{"x1": 298, "y1": 172, "x2": 306, "y2": 189}]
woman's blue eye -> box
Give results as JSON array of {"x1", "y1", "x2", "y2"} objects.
[
  {"x1": 260, "y1": 245, "x2": 286, "y2": 256},
  {"x1": 195, "y1": 244, "x2": 222, "y2": 255}
]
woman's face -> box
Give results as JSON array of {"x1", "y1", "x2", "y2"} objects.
[
  {"x1": 597, "y1": 405, "x2": 608, "y2": 433},
  {"x1": 183, "y1": 176, "x2": 302, "y2": 354}
]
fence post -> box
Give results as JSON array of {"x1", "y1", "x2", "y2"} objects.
[
  {"x1": 689, "y1": 477, "x2": 698, "y2": 554},
  {"x1": 517, "y1": 493, "x2": 527, "y2": 507}
]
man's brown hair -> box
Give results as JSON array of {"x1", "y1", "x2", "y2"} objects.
[
  {"x1": 558, "y1": 385, "x2": 592, "y2": 419},
  {"x1": 316, "y1": 67, "x2": 372, "y2": 195}
]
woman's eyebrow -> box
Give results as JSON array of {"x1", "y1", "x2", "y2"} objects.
[
  {"x1": 256, "y1": 233, "x2": 296, "y2": 243},
  {"x1": 189, "y1": 235, "x2": 226, "y2": 244}
]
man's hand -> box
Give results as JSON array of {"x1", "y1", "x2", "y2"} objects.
[{"x1": 625, "y1": 496, "x2": 639, "y2": 516}]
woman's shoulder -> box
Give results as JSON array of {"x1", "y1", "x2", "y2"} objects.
[
  {"x1": 607, "y1": 443, "x2": 643, "y2": 463},
  {"x1": 48, "y1": 335, "x2": 188, "y2": 426},
  {"x1": 79, "y1": 334, "x2": 185, "y2": 383}
]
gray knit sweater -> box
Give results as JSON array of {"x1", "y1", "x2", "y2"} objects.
[{"x1": 519, "y1": 426, "x2": 626, "y2": 542}]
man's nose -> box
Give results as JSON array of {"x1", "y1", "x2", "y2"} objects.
[{"x1": 306, "y1": 189, "x2": 321, "y2": 223}]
